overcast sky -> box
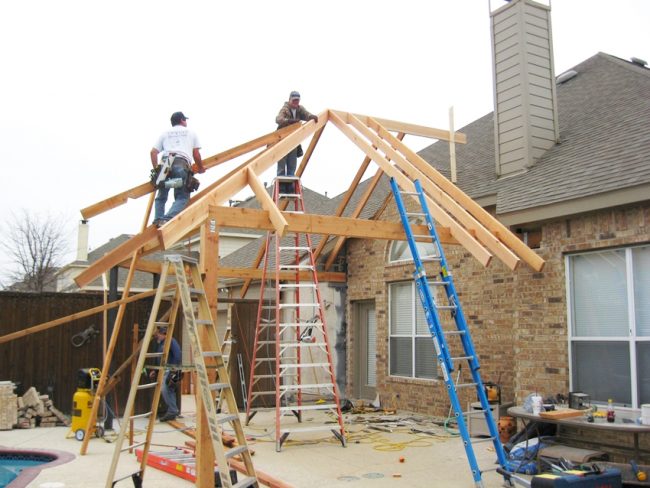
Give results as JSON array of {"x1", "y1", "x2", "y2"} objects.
[{"x1": 1, "y1": 0, "x2": 648, "y2": 278}]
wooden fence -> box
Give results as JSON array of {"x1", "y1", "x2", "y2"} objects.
[{"x1": 0, "y1": 291, "x2": 258, "y2": 417}]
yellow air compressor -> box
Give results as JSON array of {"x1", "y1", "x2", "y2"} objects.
[{"x1": 68, "y1": 368, "x2": 103, "y2": 441}]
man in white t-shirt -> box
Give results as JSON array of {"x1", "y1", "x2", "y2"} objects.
[{"x1": 150, "y1": 111, "x2": 205, "y2": 227}]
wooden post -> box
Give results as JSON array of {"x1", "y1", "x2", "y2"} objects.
[
  {"x1": 196, "y1": 219, "x2": 220, "y2": 487},
  {"x1": 449, "y1": 106, "x2": 457, "y2": 184}
]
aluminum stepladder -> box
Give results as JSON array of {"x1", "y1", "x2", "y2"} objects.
[
  {"x1": 390, "y1": 178, "x2": 510, "y2": 487},
  {"x1": 245, "y1": 175, "x2": 346, "y2": 451},
  {"x1": 106, "y1": 255, "x2": 257, "y2": 488}
]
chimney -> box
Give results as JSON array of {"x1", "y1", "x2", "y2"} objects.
[
  {"x1": 76, "y1": 220, "x2": 89, "y2": 261},
  {"x1": 490, "y1": 0, "x2": 560, "y2": 177}
]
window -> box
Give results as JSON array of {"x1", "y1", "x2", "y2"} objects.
[
  {"x1": 567, "y1": 245, "x2": 650, "y2": 408},
  {"x1": 388, "y1": 218, "x2": 439, "y2": 263},
  {"x1": 388, "y1": 281, "x2": 438, "y2": 379}
]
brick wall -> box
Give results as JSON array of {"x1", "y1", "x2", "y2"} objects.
[{"x1": 346, "y1": 199, "x2": 650, "y2": 418}]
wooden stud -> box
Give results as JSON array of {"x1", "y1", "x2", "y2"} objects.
[{"x1": 352, "y1": 113, "x2": 467, "y2": 143}]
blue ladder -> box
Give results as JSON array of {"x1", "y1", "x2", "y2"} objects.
[{"x1": 390, "y1": 177, "x2": 510, "y2": 487}]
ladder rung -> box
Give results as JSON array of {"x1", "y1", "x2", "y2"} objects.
[
  {"x1": 279, "y1": 425, "x2": 340, "y2": 434},
  {"x1": 406, "y1": 212, "x2": 426, "y2": 217},
  {"x1": 216, "y1": 413, "x2": 240, "y2": 424},
  {"x1": 421, "y1": 256, "x2": 442, "y2": 261},
  {"x1": 283, "y1": 210, "x2": 304, "y2": 214},
  {"x1": 471, "y1": 436, "x2": 496, "y2": 444},
  {"x1": 279, "y1": 283, "x2": 316, "y2": 289},
  {"x1": 281, "y1": 342, "x2": 326, "y2": 348},
  {"x1": 209, "y1": 382, "x2": 231, "y2": 391},
  {"x1": 253, "y1": 374, "x2": 277, "y2": 379},
  {"x1": 444, "y1": 330, "x2": 466, "y2": 336},
  {"x1": 279, "y1": 265, "x2": 312, "y2": 270},
  {"x1": 130, "y1": 411, "x2": 152, "y2": 420},
  {"x1": 137, "y1": 382, "x2": 158, "y2": 391},
  {"x1": 196, "y1": 319, "x2": 212, "y2": 325},
  {"x1": 455, "y1": 382, "x2": 478, "y2": 389},
  {"x1": 279, "y1": 383, "x2": 333, "y2": 390},
  {"x1": 224, "y1": 445, "x2": 249, "y2": 460},
  {"x1": 280, "y1": 322, "x2": 324, "y2": 327},
  {"x1": 279, "y1": 303, "x2": 319, "y2": 308},
  {"x1": 202, "y1": 351, "x2": 222, "y2": 358},
  {"x1": 438, "y1": 305, "x2": 458, "y2": 310},
  {"x1": 276, "y1": 175, "x2": 300, "y2": 181},
  {"x1": 112, "y1": 471, "x2": 142, "y2": 484},
  {"x1": 400, "y1": 190, "x2": 419, "y2": 196},
  {"x1": 145, "y1": 352, "x2": 163, "y2": 359},
  {"x1": 154, "y1": 321, "x2": 170, "y2": 327},
  {"x1": 279, "y1": 403, "x2": 337, "y2": 412},
  {"x1": 281, "y1": 362, "x2": 330, "y2": 369},
  {"x1": 279, "y1": 246, "x2": 310, "y2": 251},
  {"x1": 251, "y1": 391, "x2": 276, "y2": 396},
  {"x1": 257, "y1": 340, "x2": 276, "y2": 345},
  {"x1": 452, "y1": 355, "x2": 474, "y2": 362},
  {"x1": 189, "y1": 287, "x2": 205, "y2": 295},
  {"x1": 412, "y1": 234, "x2": 432, "y2": 239},
  {"x1": 122, "y1": 441, "x2": 146, "y2": 452}
]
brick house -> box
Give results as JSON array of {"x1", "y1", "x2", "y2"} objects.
[{"x1": 345, "y1": 0, "x2": 650, "y2": 418}]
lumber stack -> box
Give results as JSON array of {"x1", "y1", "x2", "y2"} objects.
[{"x1": 14, "y1": 386, "x2": 70, "y2": 429}]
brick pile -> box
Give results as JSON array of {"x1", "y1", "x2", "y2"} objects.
[{"x1": 15, "y1": 386, "x2": 70, "y2": 429}]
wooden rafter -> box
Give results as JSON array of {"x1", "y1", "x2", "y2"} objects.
[
  {"x1": 346, "y1": 112, "x2": 521, "y2": 270},
  {"x1": 328, "y1": 110, "x2": 493, "y2": 267},
  {"x1": 206, "y1": 206, "x2": 454, "y2": 243}
]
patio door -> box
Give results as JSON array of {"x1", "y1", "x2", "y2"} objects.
[{"x1": 354, "y1": 301, "x2": 376, "y2": 400}]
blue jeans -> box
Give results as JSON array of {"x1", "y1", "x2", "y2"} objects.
[
  {"x1": 277, "y1": 148, "x2": 298, "y2": 193},
  {"x1": 154, "y1": 158, "x2": 190, "y2": 221},
  {"x1": 161, "y1": 370, "x2": 179, "y2": 416}
]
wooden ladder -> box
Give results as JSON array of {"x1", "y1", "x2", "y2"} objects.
[{"x1": 105, "y1": 255, "x2": 258, "y2": 488}]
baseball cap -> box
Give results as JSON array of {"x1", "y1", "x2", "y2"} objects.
[
  {"x1": 289, "y1": 91, "x2": 301, "y2": 100},
  {"x1": 170, "y1": 111, "x2": 188, "y2": 125}
]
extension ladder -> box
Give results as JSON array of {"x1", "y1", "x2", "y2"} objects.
[
  {"x1": 105, "y1": 255, "x2": 257, "y2": 488},
  {"x1": 245, "y1": 176, "x2": 346, "y2": 451},
  {"x1": 390, "y1": 178, "x2": 510, "y2": 487}
]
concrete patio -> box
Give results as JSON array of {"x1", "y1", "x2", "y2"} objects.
[{"x1": 1, "y1": 395, "x2": 508, "y2": 488}]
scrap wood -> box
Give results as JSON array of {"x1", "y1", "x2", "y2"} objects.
[
  {"x1": 170, "y1": 419, "x2": 250, "y2": 452},
  {"x1": 182, "y1": 441, "x2": 294, "y2": 487}
]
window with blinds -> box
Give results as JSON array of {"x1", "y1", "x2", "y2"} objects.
[
  {"x1": 568, "y1": 244, "x2": 650, "y2": 408},
  {"x1": 388, "y1": 281, "x2": 438, "y2": 380}
]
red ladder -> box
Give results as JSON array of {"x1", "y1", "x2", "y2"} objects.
[{"x1": 245, "y1": 176, "x2": 346, "y2": 451}]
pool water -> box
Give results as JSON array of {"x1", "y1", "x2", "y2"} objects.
[{"x1": 0, "y1": 453, "x2": 54, "y2": 487}]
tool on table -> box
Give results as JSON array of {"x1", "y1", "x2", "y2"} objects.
[{"x1": 630, "y1": 460, "x2": 647, "y2": 482}]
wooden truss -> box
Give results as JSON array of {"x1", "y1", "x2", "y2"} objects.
[{"x1": 26, "y1": 109, "x2": 543, "y2": 487}]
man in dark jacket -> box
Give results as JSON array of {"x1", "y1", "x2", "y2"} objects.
[
  {"x1": 275, "y1": 91, "x2": 318, "y2": 193},
  {"x1": 149, "y1": 327, "x2": 182, "y2": 421}
]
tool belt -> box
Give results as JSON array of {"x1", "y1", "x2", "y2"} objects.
[{"x1": 149, "y1": 154, "x2": 200, "y2": 192}]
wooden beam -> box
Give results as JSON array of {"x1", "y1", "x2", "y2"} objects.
[
  {"x1": 80, "y1": 124, "x2": 300, "y2": 220},
  {"x1": 349, "y1": 113, "x2": 521, "y2": 271},
  {"x1": 368, "y1": 117, "x2": 546, "y2": 272},
  {"x1": 0, "y1": 287, "x2": 161, "y2": 344},
  {"x1": 219, "y1": 266, "x2": 345, "y2": 283},
  {"x1": 247, "y1": 168, "x2": 288, "y2": 236},
  {"x1": 328, "y1": 110, "x2": 492, "y2": 268},
  {"x1": 159, "y1": 112, "x2": 328, "y2": 250},
  {"x1": 352, "y1": 113, "x2": 467, "y2": 143},
  {"x1": 207, "y1": 206, "x2": 454, "y2": 243},
  {"x1": 200, "y1": 219, "x2": 220, "y2": 321}
]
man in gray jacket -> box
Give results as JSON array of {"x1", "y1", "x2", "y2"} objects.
[{"x1": 275, "y1": 91, "x2": 317, "y2": 193}]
